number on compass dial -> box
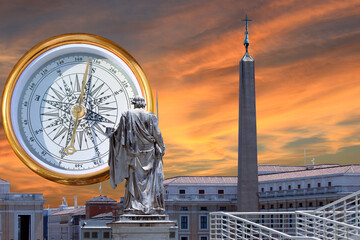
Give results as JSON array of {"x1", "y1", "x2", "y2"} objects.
[{"x1": 18, "y1": 53, "x2": 140, "y2": 171}]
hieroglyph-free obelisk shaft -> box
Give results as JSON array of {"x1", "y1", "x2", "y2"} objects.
[{"x1": 237, "y1": 16, "x2": 259, "y2": 212}]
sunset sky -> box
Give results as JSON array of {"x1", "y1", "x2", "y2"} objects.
[{"x1": 0, "y1": 0, "x2": 359, "y2": 207}]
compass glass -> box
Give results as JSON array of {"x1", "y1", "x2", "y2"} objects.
[{"x1": 8, "y1": 42, "x2": 145, "y2": 180}]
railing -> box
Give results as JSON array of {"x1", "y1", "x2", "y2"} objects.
[
  {"x1": 209, "y1": 189, "x2": 360, "y2": 239},
  {"x1": 313, "y1": 189, "x2": 360, "y2": 226},
  {"x1": 165, "y1": 193, "x2": 237, "y2": 201},
  {"x1": 210, "y1": 212, "x2": 319, "y2": 240},
  {"x1": 210, "y1": 211, "x2": 360, "y2": 240},
  {"x1": 258, "y1": 186, "x2": 360, "y2": 198},
  {"x1": 223, "y1": 212, "x2": 304, "y2": 235},
  {"x1": 296, "y1": 211, "x2": 360, "y2": 240}
]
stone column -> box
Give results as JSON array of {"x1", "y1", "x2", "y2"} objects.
[{"x1": 237, "y1": 52, "x2": 259, "y2": 212}]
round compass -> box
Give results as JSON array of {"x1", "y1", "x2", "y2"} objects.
[{"x1": 2, "y1": 34, "x2": 153, "y2": 185}]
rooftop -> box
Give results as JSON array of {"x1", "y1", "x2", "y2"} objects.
[
  {"x1": 51, "y1": 206, "x2": 85, "y2": 216},
  {"x1": 164, "y1": 176, "x2": 237, "y2": 185},
  {"x1": 164, "y1": 164, "x2": 360, "y2": 184},
  {"x1": 86, "y1": 195, "x2": 117, "y2": 203},
  {"x1": 260, "y1": 164, "x2": 360, "y2": 182},
  {"x1": 0, "y1": 178, "x2": 9, "y2": 184},
  {"x1": 258, "y1": 164, "x2": 341, "y2": 175}
]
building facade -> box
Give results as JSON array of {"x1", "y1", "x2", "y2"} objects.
[
  {"x1": 258, "y1": 164, "x2": 360, "y2": 211},
  {"x1": 164, "y1": 164, "x2": 360, "y2": 240},
  {"x1": 0, "y1": 178, "x2": 45, "y2": 240},
  {"x1": 164, "y1": 176, "x2": 237, "y2": 240},
  {"x1": 46, "y1": 195, "x2": 117, "y2": 240},
  {"x1": 47, "y1": 205, "x2": 85, "y2": 240}
]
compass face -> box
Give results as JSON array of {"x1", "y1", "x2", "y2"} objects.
[{"x1": 2, "y1": 34, "x2": 153, "y2": 185}]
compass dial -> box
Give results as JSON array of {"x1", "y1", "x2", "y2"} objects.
[{"x1": 2, "y1": 34, "x2": 153, "y2": 185}]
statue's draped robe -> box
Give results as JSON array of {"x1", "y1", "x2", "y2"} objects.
[{"x1": 108, "y1": 109, "x2": 165, "y2": 214}]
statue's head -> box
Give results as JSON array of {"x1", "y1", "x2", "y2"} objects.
[{"x1": 131, "y1": 96, "x2": 146, "y2": 109}]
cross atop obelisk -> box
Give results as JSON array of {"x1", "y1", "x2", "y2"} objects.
[{"x1": 241, "y1": 15, "x2": 252, "y2": 52}]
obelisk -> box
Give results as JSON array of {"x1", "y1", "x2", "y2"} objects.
[{"x1": 237, "y1": 15, "x2": 259, "y2": 212}]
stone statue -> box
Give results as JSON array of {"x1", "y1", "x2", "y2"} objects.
[{"x1": 106, "y1": 96, "x2": 165, "y2": 215}]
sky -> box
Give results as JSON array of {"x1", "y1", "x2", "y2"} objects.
[{"x1": 0, "y1": 0, "x2": 359, "y2": 207}]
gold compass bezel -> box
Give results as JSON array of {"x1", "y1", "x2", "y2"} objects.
[{"x1": 1, "y1": 33, "x2": 154, "y2": 185}]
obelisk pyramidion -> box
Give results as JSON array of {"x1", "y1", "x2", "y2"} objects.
[{"x1": 237, "y1": 15, "x2": 259, "y2": 212}]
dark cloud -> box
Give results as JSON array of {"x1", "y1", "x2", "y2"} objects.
[
  {"x1": 225, "y1": 145, "x2": 238, "y2": 153},
  {"x1": 337, "y1": 115, "x2": 360, "y2": 126},
  {"x1": 316, "y1": 145, "x2": 360, "y2": 165},
  {"x1": 283, "y1": 135, "x2": 327, "y2": 149}
]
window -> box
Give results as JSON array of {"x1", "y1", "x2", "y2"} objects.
[
  {"x1": 307, "y1": 184, "x2": 311, "y2": 188},
  {"x1": 288, "y1": 185, "x2": 291, "y2": 190},
  {"x1": 299, "y1": 203, "x2": 303, "y2": 208},
  {"x1": 261, "y1": 188, "x2": 264, "y2": 192},
  {"x1": 289, "y1": 203, "x2": 293, "y2": 208},
  {"x1": 103, "y1": 232, "x2": 110, "y2": 239},
  {"x1": 199, "y1": 189, "x2": 205, "y2": 199},
  {"x1": 200, "y1": 215, "x2": 208, "y2": 230},
  {"x1": 180, "y1": 236, "x2": 189, "y2": 240},
  {"x1": 219, "y1": 206, "x2": 227, "y2": 211},
  {"x1": 270, "y1": 187, "x2": 273, "y2": 191},
  {"x1": 218, "y1": 189, "x2": 224, "y2": 199},
  {"x1": 309, "y1": 202, "x2": 313, "y2": 207},
  {"x1": 179, "y1": 189, "x2": 185, "y2": 199},
  {"x1": 319, "y1": 201, "x2": 323, "y2": 206},
  {"x1": 279, "y1": 204, "x2": 283, "y2": 208},
  {"x1": 200, "y1": 207, "x2": 208, "y2": 211},
  {"x1": 84, "y1": 232, "x2": 90, "y2": 239},
  {"x1": 298, "y1": 184, "x2": 301, "y2": 189},
  {"x1": 270, "y1": 204, "x2": 274, "y2": 209},
  {"x1": 318, "y1": 182, "x2": 321, "y2": 187},
  {"x1": 279, "y1": 186, "x2": 282, "y2": 190},
  {"x1": 200, "y1": 236, "x2": 208, "y2": 240},
  {"x1": 328, "y1": 182, "x2": 332, "y2": 187},
  {"x1": 261, "y1": 205, "x2": 265, "y2": 209},
  {"x1": 180, "y1": 216, "x2": 189, "y2": 230},
  {"x1": 92, "y1": 232, "x2": 98, "y2": 238},
  {"x1": 181, "y1": 206, "x2": 188, "y2": 211}
]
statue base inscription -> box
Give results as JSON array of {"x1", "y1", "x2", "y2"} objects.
[{"x1": 107, "y1": 214, "x2": 177, "y2": 240}]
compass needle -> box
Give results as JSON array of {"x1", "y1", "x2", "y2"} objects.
[{"x1": 65, "y1": 59, "x2": 90, "y2": 155}]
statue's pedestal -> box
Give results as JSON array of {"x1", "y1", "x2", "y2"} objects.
[{"x1": 107, "y1": 214, "x2": 177, "y2": 240}]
